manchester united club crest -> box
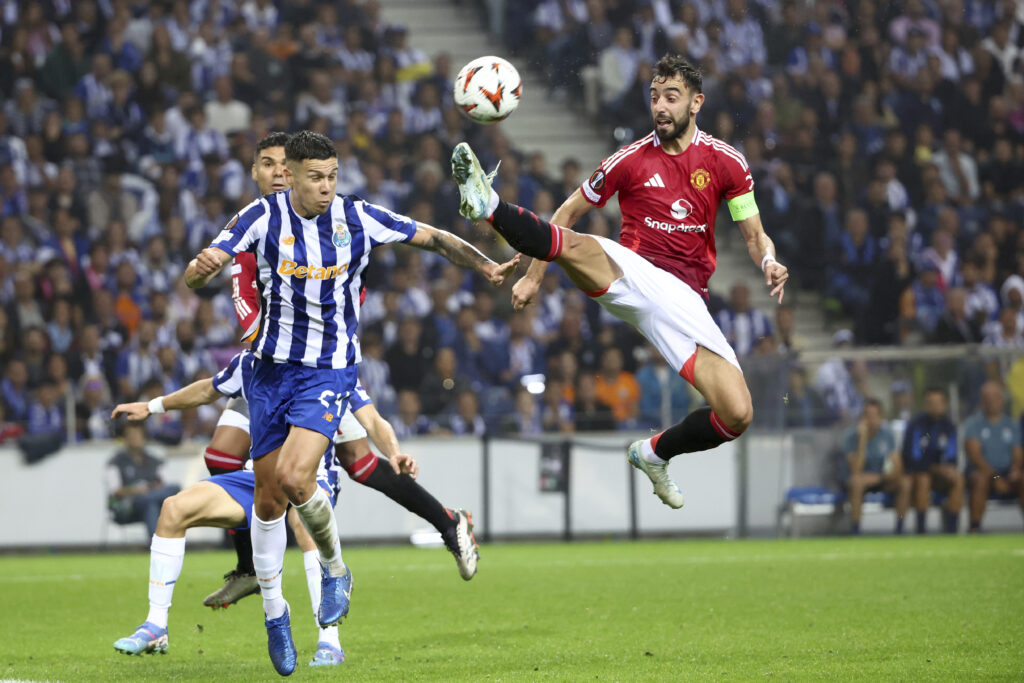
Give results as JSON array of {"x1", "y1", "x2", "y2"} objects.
[
  {"x1": 333, "y1": 223, "x2": 351, "y2": 248},
  {"x1": 690, "y1": 168, "x2": 711, "y2": 191}
]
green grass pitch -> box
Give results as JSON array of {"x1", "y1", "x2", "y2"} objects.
[{"x1": 2, "y1": 535, "x2": 1022, "y2": 681}]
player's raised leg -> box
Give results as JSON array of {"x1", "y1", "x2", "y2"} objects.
[
  {"x1": 114, "y1": 481, "x2": 248, "y2": 656},
  {"x1": 453, "y1": 142, "x2": 621, "y2": 295}
]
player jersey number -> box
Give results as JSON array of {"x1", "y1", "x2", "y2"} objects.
[{"x1": 319, "y1": 390, "x2": 346, "y2": 418}]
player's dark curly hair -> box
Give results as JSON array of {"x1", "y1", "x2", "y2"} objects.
[
  {"x1": 653, "y1": 54, "x2": 703, "y2": 93},
  {"x1": 253, "y1": 131, "x2": 290, "y2": 161},
  {"x1": 285, "y1": 130, "x2": 337, "y2": 162}
]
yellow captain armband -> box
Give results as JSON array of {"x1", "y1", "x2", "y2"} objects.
[{"x1": 727, "y1": 192, "x2": 759, "y2": 221}]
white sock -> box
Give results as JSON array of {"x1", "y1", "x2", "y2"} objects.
[
  {"x1": 641, "y1": 438, "x2": 668, "y2": 466},
  {"x1": 252, "y1": 509, "x2": 288, "y2": 619},
  {"x1": 294, "y1": 488, "x2": 345, "y2": 577},
  {"x1": 486, "y1": 187, "x2": 500, "y2": 218},
  {"x1": 303, "y1": 549, "x2": 341, "y2": 649},
  {"x1": 146, "y1": 535, "x2": 186, "y2": 630}
]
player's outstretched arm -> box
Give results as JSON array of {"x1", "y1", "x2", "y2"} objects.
[
  {"x1": 352, "y1": 404, "x2": 419, "y2": 478},
  {"x1": 737, "y1": 213, "x2": 789, "y2": 303},
  {"x1": 511, "y1": 188, "x2": 593, "y2": 310},
  {"x1": 110, "y1": 378, "x2": 223, "y2": 420},
  {"x1": 408, "y1": 223, "x2": 520, "y2": 286},
  {"x1": 184, "y1": 246, "x2": 233, "y2": 289}
]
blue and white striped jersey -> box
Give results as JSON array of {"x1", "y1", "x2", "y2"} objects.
[
  {"x1": 212, "y1": 350, "x2": 256, "y2": 398},
  {"x1": 210, "y1": 191, "x2": 417, "y2": 369}
]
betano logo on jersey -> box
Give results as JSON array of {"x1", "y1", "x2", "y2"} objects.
[
  {"x1": 278, "y1": 259, "x2": 348, "y2": 280},
  {"x1": 644, "y1": 198, "x2": 707, "y2": 235}
]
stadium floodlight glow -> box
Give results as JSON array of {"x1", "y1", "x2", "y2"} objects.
[{"x1": 521, "y1": 374, "x2": 545, "y2": 395}]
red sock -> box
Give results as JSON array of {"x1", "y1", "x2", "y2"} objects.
[{"x1": 345, "y1": 453, "x2": 378, "y2": 483}]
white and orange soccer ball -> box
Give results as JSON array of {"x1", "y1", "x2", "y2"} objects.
[{"x1": 453, "y1": 56, "x2": 521, "y2": 124}]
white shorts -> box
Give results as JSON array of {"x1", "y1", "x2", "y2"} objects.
[
  {"x1": 589, "y1": 235, "x2": 740, "y2": 383},
  {"x1": 333, "y1": 406, "x2": 367, "y2": 444},
  {"x1": 216, "y1": 397, "x2": 250, "y2": 432}
]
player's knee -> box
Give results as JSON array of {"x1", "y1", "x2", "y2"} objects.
[
  {"x1": 277, "y1": 471, "x2": 314, "y2": 503},
  {"x1": 719, "y1": 398, "x2": 753, "y2": 434},
  {"x1": 159, "y1": 494, "x2": 187, "y2": 531}
]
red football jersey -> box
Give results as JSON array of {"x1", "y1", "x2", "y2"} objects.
[
  {"x1": 579, "y1": 127, "x2": 754, "y2": 298},
  {"x1": 231, "y1": 252, "x2": 261, "y2": 343}
]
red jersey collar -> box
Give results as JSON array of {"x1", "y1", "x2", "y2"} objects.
[{"x1": 651, "y1": 124, "x2": 700, "y2": 153}]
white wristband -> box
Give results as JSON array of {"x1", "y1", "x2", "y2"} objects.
[
  {"x1": 761, "y1": 254, "x2": 777, "y2": 272},
  {"x1": 147, "y1": 397, "x2": 166, "y2": 415}
]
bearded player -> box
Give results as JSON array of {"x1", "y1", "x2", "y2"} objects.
[
  {"x1": 204, "y1": 134, "x2": 479, "y2": 612},
  {"x1": 452, "y1": 55, "x2": 789, "y2": 508}
]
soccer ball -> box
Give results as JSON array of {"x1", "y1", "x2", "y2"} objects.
[{"x1": 453, "y1": 56, "x2": 522, "y2": 124}]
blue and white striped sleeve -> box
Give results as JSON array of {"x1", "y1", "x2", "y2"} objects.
[
  {"x1": 356, "y1": 199, "x2": 417, "y2": 247},
  {"x1": 349, "y1": 381, "x2": 373, "y2": 412},
  {"x1": 212, "y1": 352, "x2": 245, "y2": 398},
  {"x1": 210, "y1": 199, "x2": 268, "y2": 256}
]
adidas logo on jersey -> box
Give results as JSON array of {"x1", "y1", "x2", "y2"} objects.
[{"x1": 643, "y1": 173, "x2": 666, "y2": 188}]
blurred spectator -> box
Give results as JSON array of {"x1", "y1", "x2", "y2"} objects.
[
  {"x1": 784, "y1": 367, "x2": 830, "y2": 428},
  {"x1": 901, "y1": 387, "x2": 963, "y2": 534},
  {"x1": 105, "y1": 421, "x2": 180, "y2": 537},
  {"x1": 391, "y1": 389, "x2": 440, "y2": 440},
  {"x1": 930, "y1": 287, "x2": 980, "y2": 344},
  {"x1": 359, "y1": 332, "x2": 396, "y2": 418},
  {"x1": 635, "y1": 343, "x2": 689, "y2": 430},
  {"x1": 386, "y1": 317, "x2": 433, "y2": 393},
  {"x1": 912, "y1": 263, "x2": 946, "y2": 336},
  {"x1": 76, "y1": 374, "x2": 113, "y2": 441},
  {"x1": 26, "y1": 379, "x2": 64, "y2": 440},
  {"x1": 961, "y1": 258, "x2": 999, "y2": 329},
  {"x1": 829, "y1": 208, "x2": 878, "y2": 316},
  {"x1": 813, "y1": 330, "x2": 865, "y2": 423},
  {"x1": 931, "y1": 129, "x2": 980, "y2": 204},
  {"x1": 540, "y1": 379, "x2": 574, "y2": 434},
  {"x1": 506, "y1": 310, "x2": 544, "y2": 387},
  {"x1": 500, "y1": 387, "x2": 542, "y2": 436},
  {"x1": 2, "y1": 359, "x2": 30, "y2": 422},
  {"x1": 841, "y1": 399, "x2": 908, "y2": 535},
  {"x1": 419, "y1": 347, "x2": 474, "y2": 417},
  {"x1": 593, "y1": 347, "x2": 640, "y2": 428},
  {"x1": 774, "y1": 304, "x2": 806, "y2": 354},
  {"x1": 573, "y1": 373, "x2": 615, "y2": 432},
  {"x1": 716, "y1": 283, "x2": 772, "y2": 357},
  {"x1": 964, "y1": 381, "x2": 1023, "y2": 532},
  {"x1": 983, "y1": 308, "x2": 1024, "y2": 349},
  {"x1": 449, "y1": 390, "x2": 487, "y2": 437}
]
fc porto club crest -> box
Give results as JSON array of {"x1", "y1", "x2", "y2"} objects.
[
  {"x1": 333, "y1": 222, "x2": 351, "y2": 248},
  {"x1": 690, "y1": 168, "x2": 711, "y2": 191}
]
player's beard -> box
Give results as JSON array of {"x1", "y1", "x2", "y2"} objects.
[{"x1": 654, "y1": 109, "x2": 693, "y2": 143}]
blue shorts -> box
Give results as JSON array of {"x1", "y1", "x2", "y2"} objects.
[
  {"x1": 246, "y1": 356, "x2": 358, "y2": 459},
  {"x1": 207, "y1": 470, "x2": 339, "y2": 530}
]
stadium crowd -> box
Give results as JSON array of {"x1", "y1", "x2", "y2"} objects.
[{"x1": 0, "y1": 0, "x2": 1021, "y2": 460}]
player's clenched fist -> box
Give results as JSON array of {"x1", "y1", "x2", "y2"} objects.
[
  {"x1": 511, "y1": 275, "x2": 540, "y2": 310},
  {"x1": 195, "y1": 247, "x2": 225, "y2": 275}
]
